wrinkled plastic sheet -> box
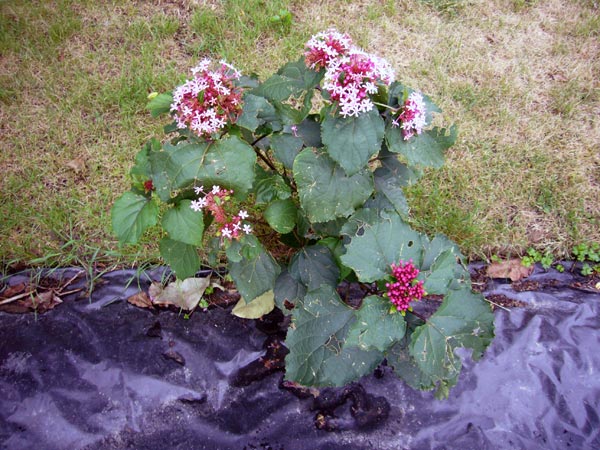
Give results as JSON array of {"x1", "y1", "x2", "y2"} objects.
[{"x1": 1, "y1": 266, "x2": 599, "y2": 450}]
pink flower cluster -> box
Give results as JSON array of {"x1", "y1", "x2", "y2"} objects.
[
  {"x1": 304, "y1": 29, "x2": 353, "y2": 70},
  {"x1": 170, "y1": 59, "x2": 243, "y2": 139},
  {"x1": 304, "y1": 29, "x2": 395, "y2": 117},
  {"x1": 386, "y1": 260, "x2": 425, "y2": 313},
  {"x1": 190, "y1": 185, "x2": 252, "y2": 241},
  {"x1": 392, "y1": 91, "x2": 427, "y2": 140}
]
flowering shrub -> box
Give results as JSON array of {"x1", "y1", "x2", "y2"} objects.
[{"x1": 112, "y1": 30, "x2": 494, "y2": 398}]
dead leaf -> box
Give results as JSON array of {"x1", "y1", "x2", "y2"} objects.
[
  {"x1": 163, "y1": 349, "x2": 186, "y2": 365},
  {"x1": 149, "y1": 276, "x2": 211, "y2": 310},
  {"x1": 127, "y1": 291, "x2": 154, "y2": 309},
  {"x1": 0, "y1": 283, "x2": 26, "y2": 300},
  {"x1": 232, "y1": 290, "x2": 275, "y2": 319},
  {"x1": 66, "y1": 158, "x2": 86, "y2": 174},
  {"x1": 33, "y1": 291, "x2": 63, "y2": 313},
  {"x1": 486, "y1": 259, "x2": 534, "y2": 282}
]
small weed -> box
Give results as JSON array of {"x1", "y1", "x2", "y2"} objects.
[
  {"x1": 572, "y1": 242, "x2": 600, "y2": 276},
  {"x1": 269, "y1": 9, "x2": 293, "y2": 32},
  {"x1": 521, "y1": 248, "x2": 553, "y2": 270}
]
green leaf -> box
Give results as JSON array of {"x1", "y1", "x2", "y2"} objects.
[
  {"x1": 149, "y1": 136, "x2": 256, "y2": 201},
  {"x1": 372, "y1": 168, "x2": 410, "y2": 218},
  {"x1": 253, "y1": 165, "x2": 291, "y2": 204},
  {"x1": 147, "y1": 93, "x2": 173, "y2": 118},
  {"x1": 228, "y1": 236, "x2": 281, "y2": 303},
  {"x1": 295, "y1": 117, "x2": 322, "y2": 148},
  {"x1": 264, "y1": 198, "x2": 297, "y2": 234},
  {"x1": 385, "y1": 125, "x2": 457, "y2": 169},
  {"x1": 345, "y1": 296, "x2": 407, "y2": 352},
  {"x1": 284, "y1": 285, "x2": 382, "y2": 386},
  {"x1": 420, "y1": 235, "x2": 471, "y2": 293},
  {"x1": 237, "y1": 93, "x2": 278, "y2": 132},
  {"x1": 386, "y1": 338, "x2": 437, "y2": 392},
  {"x1": 111, "y1": 191, "x2": 159, "y2": 244},
  {"x1": 253, "y1": 57, "x2": 323, "y2": 101},
  {"x1": 288, "y1": 245, "x2": 340, "y2": 291},
  {"x1": 341, "y1": 211, "x2": 425, "y2": 283},
  {"x1": 249, "y1": 58, "x2": 322, "y2": 126},
  {"x1": 232, "y1": 290, "x2": 275, "y2": 318},
  {"x1": 293, "y1": 148, "x2": 373, "y2": 223},
  {"x1": 322, "y1": 108, "x2": 385, "y2": 176},
  {"x1": 270, "y1": 132, "x2": 303, "y2": 169},
  {"x1": 274, "y1": 269, "x2": 307, "y2": 315},
  {"x1": 159, "y1": 237, "x2": 200, "y2": 279},
  {"x1": 130, "y1": 139, "x2": 160, "y2": 180},
  {"x1": 161, "y1": 200, "x2": 204, "y2": 246},
  {"x1": 409, "y1": 287, "x2": 495, "y2": 398}
]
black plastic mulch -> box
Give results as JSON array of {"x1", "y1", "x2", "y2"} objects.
[{"x1": 1, "y1": 265, "x2": 599, "y2": 450}]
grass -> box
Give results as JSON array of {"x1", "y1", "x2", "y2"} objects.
[{"x1": 1, "y1": 0, "x2": 599, "y2": 275}]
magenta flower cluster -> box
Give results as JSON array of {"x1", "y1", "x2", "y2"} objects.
[
  {"x1": 170, "y1": 59, "x2": 243, "y2": 139},
  {"x1": 304, "y1": 29, "x2": 394, "y2": 117},
  {"x1": 386, "y1": 260, "x2": 425, "y2": 312},
  {"x1": 190, "y1": 185, "x2": 252, "y2": 242}
]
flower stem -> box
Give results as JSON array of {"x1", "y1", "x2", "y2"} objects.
[{"x1": 372, "y1": 101, "x2": 399, "y2": 112}]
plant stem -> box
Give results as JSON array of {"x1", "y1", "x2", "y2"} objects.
[
  {"x1": 372, "y1": 101, "x2": 399, "y2": 112},
  {"x1": 252, "y1": 146, "x2": 278, "y2": 172}
]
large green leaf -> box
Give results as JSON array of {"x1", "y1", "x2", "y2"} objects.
[
  {"x1": 295, "y1": 117, "x2": 322, "y2": 148},
  {"x1": 111, "y1": 191, "x2": 159, "y2": 244},
  {"x1": 253, "y1": 165, "x2": 291, "y2": 204},
  {"x1": 264, "y1": 198, "x2": 297, "y2": 234},
  {"x1": 409, "y1": 287, "x2": 495, "y2": 397},
  {"x1": 385, "y1": 125, "x2": 457, "y2": 169},
  {"x1": 237, "y1": 93, "x2": 278, "y2": 132},
  {"x1": 161, "y1": 200, "x2": 204, "y2": 247},
  {"x1": 293, "y1": 148, "x2": 373, "y2": 223},
  {"x1": 345, "y1": 296, "x2": 407, "y2": 352},
  {"x1": 340, "y1": 211, "x2": 425, "y2": 283},
  {"x1": 419, "y1": 235, "x2": 471, "y2": 294},
  {"x1": 270, "y1": 132, "x2": 304, "y2": 170},
  {"x1": 372, "y1": 168, "x2": 410, "y2": 218},
  {"x1": 386, "y1": 326, "x2": 438, "y2": 393},
  {"x1": 288, "y1": 245, "x2": 340, "y2": 291},
  {"x1": 284, "y1": 285, "x2": 382, "y2": 386},
  {"x1": 130, "y1": 139, "x2": 160, "y2": 180},
  {"x1": 252, "y1": 58, "x2": 323, "y2": 102},
  {"x1": 322, "y1": 108, "x2": 385, "y2": 176},
  {"x1": 159, "y1": 237, "x2": 200, "y2": 279},
  {"x1": 274, "y1": 269, "x2": 307, "y2": 315},
  {"x1": 227, "y1": 236, "x2": 281, "y2": 303},
  {"x1": 149, "y1": 136, "x2": 256, "y2": 201}
]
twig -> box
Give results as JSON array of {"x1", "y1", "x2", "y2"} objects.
[
  {"x1": 484, "y1": 297, "x2": 510, "y2": 312},
  {"x1": 0, "y1": 291, "x2": 35, "y2": 305}
]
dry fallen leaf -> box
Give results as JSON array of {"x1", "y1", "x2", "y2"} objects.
[
  {"x1": 486, "y1": 259, "x2": 534, "y2": 282},
  {"x1": 127, "y1": 291, "x2": 154, "y2": 309},
  {"x1": 231, "y1": 290, "x2": 275, "y2": 319},
  {"x1": 66, "y1": 158, "x2": 86, "y2": 174},
  {"x1": 149, "y1": 276, "x2": 211, "y2": 310}
]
